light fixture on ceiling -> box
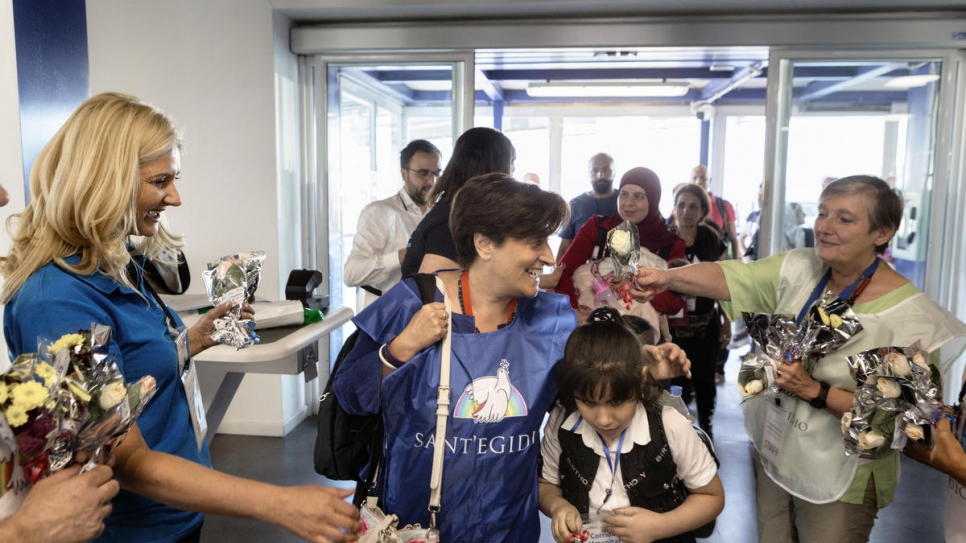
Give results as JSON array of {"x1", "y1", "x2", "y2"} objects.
[
  {"x1": 526, "y1": 82, "x2": 691, "y2": 98},
  {"x1": 883, "y1": 74, "x2": 940, "y2": 89}
]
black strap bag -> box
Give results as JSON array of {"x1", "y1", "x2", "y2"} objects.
[{"x1": 313, "y1": 274, "x2": 436, "y2": 500}]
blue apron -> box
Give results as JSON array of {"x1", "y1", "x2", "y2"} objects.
[{"x1": 355, "y1": 281, "x2": 576, "y2": 542}]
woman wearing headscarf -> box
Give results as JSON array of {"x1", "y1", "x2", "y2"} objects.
[{"x1": 555, "y1": 167, "x2": 685, "y2": 322}]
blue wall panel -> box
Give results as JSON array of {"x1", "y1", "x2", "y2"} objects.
[{"x1": 13, "y1": 0, "x2": 89, "y2": 200}]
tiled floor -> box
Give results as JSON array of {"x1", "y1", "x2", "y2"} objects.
[{"x1": 203, "y1": 350, "x2": 948, "y2": 542}]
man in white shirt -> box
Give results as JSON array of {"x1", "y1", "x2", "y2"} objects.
[{"x1": 343, "y1": 139, "x2": 442, "y2": 310}]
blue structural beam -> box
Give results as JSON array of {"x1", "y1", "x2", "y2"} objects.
[{"x1": 13, "y1": 0, "x2": 89, "y2": 200}]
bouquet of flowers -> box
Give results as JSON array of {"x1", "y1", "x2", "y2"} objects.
[
  {"x1": 202, "y1": 250, "x2": 266, "y2": 349},
  {"x1": 0, "y1": 325, "x2": 157, "y2": 483},
  {"x1": 842, "y1": 344, "x2": 943, "y2": 458},
  {"x1": 738, "y1": 292, "x2": 862, "y2": 400}
]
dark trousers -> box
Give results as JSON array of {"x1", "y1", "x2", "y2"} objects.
[{"x1": 672, "y1": 318, "x2": 722, "y2": 437}]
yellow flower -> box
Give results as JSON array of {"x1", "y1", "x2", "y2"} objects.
[
  {"x1": 48, "y1": 333, "x2": 86, "y2": 356},
  {"x1": 35, "y1": 362, "x2": 58, "y2": 387},
  {"x1": 65, "y1": 380, "x2": 92, "y2": 404},
  {"x1": 10, "y1": 381, "x2": 48, "y2": 410},
  {"x1": 4, "y1": 403, "x2": 29, "y2": 427},
  {"x1": 0, "y1": 383, "x2": 8, "y2": 404}
]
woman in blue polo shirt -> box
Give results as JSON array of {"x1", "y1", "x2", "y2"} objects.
[{"x1": 1, "y1": 93, "x2": 360, "y2": 543}]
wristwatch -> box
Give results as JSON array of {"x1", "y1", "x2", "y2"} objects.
[{"x1": 809, "y1": 381, "x2": 830, "y2": 409}]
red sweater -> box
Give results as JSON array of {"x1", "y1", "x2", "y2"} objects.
[{"x1": 555, "y1": 215, "x2": 685, "y2": 315}]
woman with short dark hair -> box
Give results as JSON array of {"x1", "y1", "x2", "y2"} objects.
[{"x1": 335, "y1": 173, "x2": 573, "y2": 541}]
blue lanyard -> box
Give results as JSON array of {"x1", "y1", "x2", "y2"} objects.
[
  {"x1": 796, "y1": 258, "x2": 879, "y2": 325},
  {"x1": 570, "y1": 416, "x2": 627, "y2": 510}
]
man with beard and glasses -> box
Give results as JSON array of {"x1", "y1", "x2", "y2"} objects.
[
  {"x1": 344, "y1": 139, "x2": 442, "y2": 310},
  {"x1": 556, "y1": 153, "x2": 619, "y2": 261}
]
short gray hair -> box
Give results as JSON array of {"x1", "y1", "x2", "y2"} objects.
[{"x1": 820, "y1": 175, "x2": 902, "y2": 254}]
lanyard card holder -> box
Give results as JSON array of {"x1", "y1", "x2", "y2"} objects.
[{"x1": 174, "y1": 326, "x2": 208, "y2": 451}]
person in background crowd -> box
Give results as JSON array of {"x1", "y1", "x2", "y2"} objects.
[
  {"x1": 344, "y1": 139, "x2": 442, "y2": 310},
  {"x1": 689, "y1": 165, "x2": 736, "y2": 386},
  {"x1": 556, "y1": 153, "x2": 619, "y2": 261},
  {"x1": 400, "y1": 127, "x2": 515, "y2": 278},
  {"x1": 554, "y1": 167, "x2": 685, "y2": 324},
  {"x1": 631, "y1": 175, "x2": 966, "y2": 543},
  {"x1": 2, "y1": 92, "x2": 360, "y2": 543},
  {"x1": 689, "y1": 165, "x2": 741, "y2": 260},
  {"x1": 667, "y1": 184, "x2": 726, "y2": 439},
  {"x1": 524, "y1": 172, "x2": 541, "y2": 186}
]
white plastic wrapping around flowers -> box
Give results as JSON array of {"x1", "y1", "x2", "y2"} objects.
[
  {"x1": 842, "y1": 343, "x2": 943, "y2": 459},
  {"x1": 607, "y1": 220, "x2": 640, "y2": 281},
  {"x1": 739, "y1": 291, "x2": 862, "y2": 400},
  {"x1": 0, "y1": 324, "x2": 158, "y2": 484},
  {"x1": 203, "y1": 251, "x2": 266, "y2": 350}
]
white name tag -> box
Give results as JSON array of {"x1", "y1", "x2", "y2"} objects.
[
  {"x1": 761, "y1": 398, "x2": 788, "y2": 466},
  {"x1": 582, "y1": 522, "x2": 621, "y2": 543}
]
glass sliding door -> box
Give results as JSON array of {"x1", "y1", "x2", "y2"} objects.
[
  {"x1": 304, "y1": 53, "x2": 471, "y2": 318},
  {"x1": 763, "y1": 50, "x2": 961, "y2": 297}
]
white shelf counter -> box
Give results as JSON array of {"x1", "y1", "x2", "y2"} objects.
[{"x1": 167, "y1": 298, "x2": 353, "y2": 443}]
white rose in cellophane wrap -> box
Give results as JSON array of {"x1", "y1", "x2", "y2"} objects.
[
  {"x1": 607, "y1": 220, "x2": 640, "y2": 281},
  {"x1": 843, "y1": 342, "x2": 945, "y2": 457},
  {"x1": 202, "y1": 251, "x2": 266, "y2": 349}
]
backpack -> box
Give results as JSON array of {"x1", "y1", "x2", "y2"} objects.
[{"x1": 313, "y1": 273, "x2": 437, "y2": 493}]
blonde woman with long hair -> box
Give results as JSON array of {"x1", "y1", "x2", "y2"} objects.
[{"x1": 1, "y1": 93, "x2": 360, "y2": 543}]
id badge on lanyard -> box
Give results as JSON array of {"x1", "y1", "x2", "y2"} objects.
[
  {"x1": 173, "y1": 326, "x2": 207, "y2": 451},
  {"x1": 761, "y1": 397, "x2": 788, "y2": 466},
  {"x1": 141, "y1": 262, "x2": 208, "y2": 450}
]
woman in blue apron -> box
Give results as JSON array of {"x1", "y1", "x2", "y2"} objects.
[
  {"x1": 336, "y1": 173, "x2": 574, "y2": 541},
  {"x1": 630, "y1": 175, "x2": 966, "y2": 543}
]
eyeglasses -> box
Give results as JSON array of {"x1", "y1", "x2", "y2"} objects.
[{"x1": 406, "y1": 168, "x2": 442, "y2": 180}]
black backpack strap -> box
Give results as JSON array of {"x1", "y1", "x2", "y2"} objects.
[
  {"x1": 412, "y1": 272, "x2": 438, "y2": 303},
  {"x1": 592, "y1": 226, "x2": 609, "y2": 261},
  {"x1": 715, "y1": 196, "x2": 728, "y2": 224}
]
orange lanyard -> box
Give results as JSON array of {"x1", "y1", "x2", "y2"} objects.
[{"x1": 458, "y1": 268, "x2": 517, "y2": 329}]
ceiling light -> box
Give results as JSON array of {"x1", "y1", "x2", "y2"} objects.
[
  {"x1": 884, "y1": 74, "x2": 940, "y2": 89},
  {"x1": 526, "y1": 82, "x2": 690, "y2": 98}
]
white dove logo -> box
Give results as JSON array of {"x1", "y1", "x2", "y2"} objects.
[{"x1": 455, "y1": 359, "x2": 528, "y2": 423}]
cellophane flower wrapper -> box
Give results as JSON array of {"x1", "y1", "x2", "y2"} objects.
[
  {"x1": 737, "y1": 353, "x2": 776, "y2": 400},
  {"x1": 740, "y1": 292, "x2": 862, "y2": 396},
  {"x1": 741, "y1": 312, "x2": 799, "y2": 399},
  {"x1": 0, "y1": 325, "x2": 158, "y2": 483},
  {"x1": 203, "y1": 251, "x2": 265, "y2": 349},
  {"x1": 843, "y1": 343, "x2": 944, "y2": 457},
  {"x1": 800, "y1": 291, "x2": 863, "y2": 370},
  {"x1": 607, "y1": 220, "x2": 640, "y2": 282}
]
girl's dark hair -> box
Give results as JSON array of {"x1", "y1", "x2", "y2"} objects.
[
  {"x1": 430, "y1": 127, "x2": 515, "y2": 205},
  {"x1": 555, "y1": 307, "x2": 661, "y2": 412},
  {"x1": 450, "y1": 173, "x2": 569, "y2": 267}
]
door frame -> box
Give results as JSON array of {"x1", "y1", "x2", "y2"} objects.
[
  {"x1": 762, "y1": 48, "x2": 965, "y2": 302},
  {"x1": 300, "y1": 52, "x2": 474, "y2": 284}
]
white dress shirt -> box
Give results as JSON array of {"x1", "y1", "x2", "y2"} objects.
[{"x1": 343, "y1": 188, "x2": 427, "y2": 310}]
